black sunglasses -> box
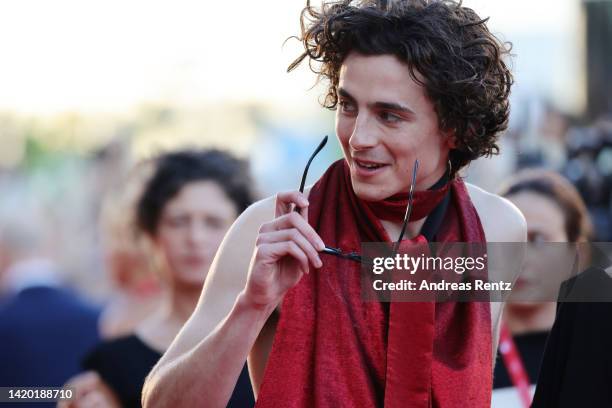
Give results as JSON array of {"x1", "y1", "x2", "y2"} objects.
[{"x1": 297, "y1": 135, "x2": 419, "y2": 264}]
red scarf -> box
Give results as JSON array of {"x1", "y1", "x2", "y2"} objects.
[{"x1": 256, "y1": 160, "x2": 492, "y2": 408}]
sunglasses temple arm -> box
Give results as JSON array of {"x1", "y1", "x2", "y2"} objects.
[
  {"x1": 392, "y1": 159, "x2": 419, "y2": 254},
  {"x1": 299, "y1": 135, "x2": 328, "y2": 194},
  {"x1": 321, "y1": 246, "x2": 361, "y2": 263}
]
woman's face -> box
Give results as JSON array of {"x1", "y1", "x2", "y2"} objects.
[
  {"x1": 508, "y1": 191, "x2": 568, "y2": 243},
  {"x1": 155, "y1": 181, "x2": 238, "y2": 288},
  {"x1": 507, "y1": 191, "x2": 571, "y2": 302}
]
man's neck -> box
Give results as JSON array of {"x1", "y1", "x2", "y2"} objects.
[
  {"x1": 380, "y1": 217, "x2": 428, "y2": 242},
  {"x1": 415, "y1": 161, "x2": 448, "y2": 191},
  {"x1": 378, "y1": 162, "x2": 448, "y2": 241}
]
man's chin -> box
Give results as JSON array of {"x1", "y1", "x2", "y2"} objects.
[{"x1": 351, "y1": 183, "x2": 392, "y2": 203}]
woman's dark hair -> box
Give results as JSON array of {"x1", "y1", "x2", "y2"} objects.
[
  {"x1": 288, "y1": 0, "x2": 513, "y2": 176},
  {"x1": 136, "y1": 149, "x2": 254, "y2": 235},
  {"x1": 499, "y1": 169, "x2": 593, "y2": 242}
]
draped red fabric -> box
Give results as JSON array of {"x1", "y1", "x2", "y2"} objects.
[
  {"x1": 255, "y1": 160, "x2": 492, "y2": 408},
  {"x1": 364, "y1": 181, "x2": 450, "y2": 223}
]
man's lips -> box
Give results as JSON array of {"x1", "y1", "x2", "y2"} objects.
[
  {"x1": 351, "y1": 158, "x2": 390, "y2": 178},
  {"x1": 353, "y1": 158, "x2": 389, "y2": 170}
]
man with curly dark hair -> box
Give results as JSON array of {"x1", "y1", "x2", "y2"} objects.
[
  {"x1": 143, "y1": 1, "x2": 526, "y2": 407},
  {"x1": 289, "y1": 0, "x2": 513, "y2": 178}
]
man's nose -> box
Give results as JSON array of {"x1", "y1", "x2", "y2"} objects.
[{"x1": 348, "y1": 114, "x2": 378, "y2": 151}]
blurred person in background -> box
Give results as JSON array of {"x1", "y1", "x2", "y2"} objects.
[
  {"x1": 97, "y1": 161, "x2": 162, "y2": 340},
  {"x1": 0, "y1": 176, "x2": 101, "y2": 394},
  {"x1": 562, "y1": 118, "x2": 612, "y2": 241},
  {"x1": 492, "y1": 169, "x2": 593, "y2": 407},
  {"x1": 63, "y1": 149, "x2": 255, "y2": 408}
]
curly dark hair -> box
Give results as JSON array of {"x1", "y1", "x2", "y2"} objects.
[
  {"x1": 288, "y1": 0, "x2": 513, "y2": 176},
  {"x1": 136, "y1": 149, "x2": 254, "y2": 235}
]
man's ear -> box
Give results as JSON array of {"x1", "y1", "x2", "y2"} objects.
[{"x1": 444, "y1": 129, "x2": 458, "y2": 149}]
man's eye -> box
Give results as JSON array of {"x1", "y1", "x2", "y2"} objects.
[
  {"x1": 339, "y1": 100, "x2": 356, "y2": 113},
  {"x1": 380, "y1": 111, "x2": 402, "y2": 123}
]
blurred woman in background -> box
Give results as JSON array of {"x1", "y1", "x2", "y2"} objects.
[
  {"x1": 492, "y1": 169, "x2": 592, "y2": 407},
  {"x1": 64, "y1": 149, "x2": 255, "y2": 408}
]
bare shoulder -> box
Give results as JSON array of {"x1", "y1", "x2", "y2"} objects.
[
  {"x1": 465, "y1": 182, "x2": 526, "y2": 360},
  {"x1": 465, "y1": 182, "x2": 527, "y2": 243}
]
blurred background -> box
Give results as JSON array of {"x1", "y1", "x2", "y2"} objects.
[{"x1": 0, "y1": 0, "x2": 610, "y2": 393}]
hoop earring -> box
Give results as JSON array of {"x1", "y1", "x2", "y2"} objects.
[{"x1": 447, "y1": 159, "x2": 453, "y2": 177}]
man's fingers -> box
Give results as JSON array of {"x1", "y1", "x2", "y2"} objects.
[
  {"x1": 256, "y1": 229, "x2": 322, "y2": 268},
  {"x1": 299, "y1": 200, "x2": 309, "y2": 226},
  {"x1": 260, "y1": 212, "x2": 324, "y2": 251},
  {"x1": 259, "y1": 241, "x2": 310, "y2": 274},
  {"x1": 274, "y1": 191, "x2": 309, "y2": 217}
]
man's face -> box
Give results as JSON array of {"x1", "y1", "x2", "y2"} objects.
[{"x1": 335, "y1": 52, "x2": 454, "y2": 202}]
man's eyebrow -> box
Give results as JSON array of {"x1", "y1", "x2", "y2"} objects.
[
  {"x1": 337, "y1": 87, "x2": 414, "y2": 114},
  {"x1": 372, "y1": 101, "x2": 414, "y2": 114},
  {"x1": 337, "y1": 87, "x2": 354, "y2": 99}
]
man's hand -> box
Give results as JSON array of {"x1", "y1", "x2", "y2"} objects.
[{"x1": 242, "y1": 191, "x2": 325, "y2": 310}]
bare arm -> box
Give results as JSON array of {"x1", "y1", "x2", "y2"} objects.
[
  {"x1": 467, "y1": 183, "x2": 527, "y2": 366},
  {"x1": 143, "y1": 292, "x2": 275, "y2": 407},
  {"x1": 142, "y1": 191, "x2": 323, "y2": 407}
]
